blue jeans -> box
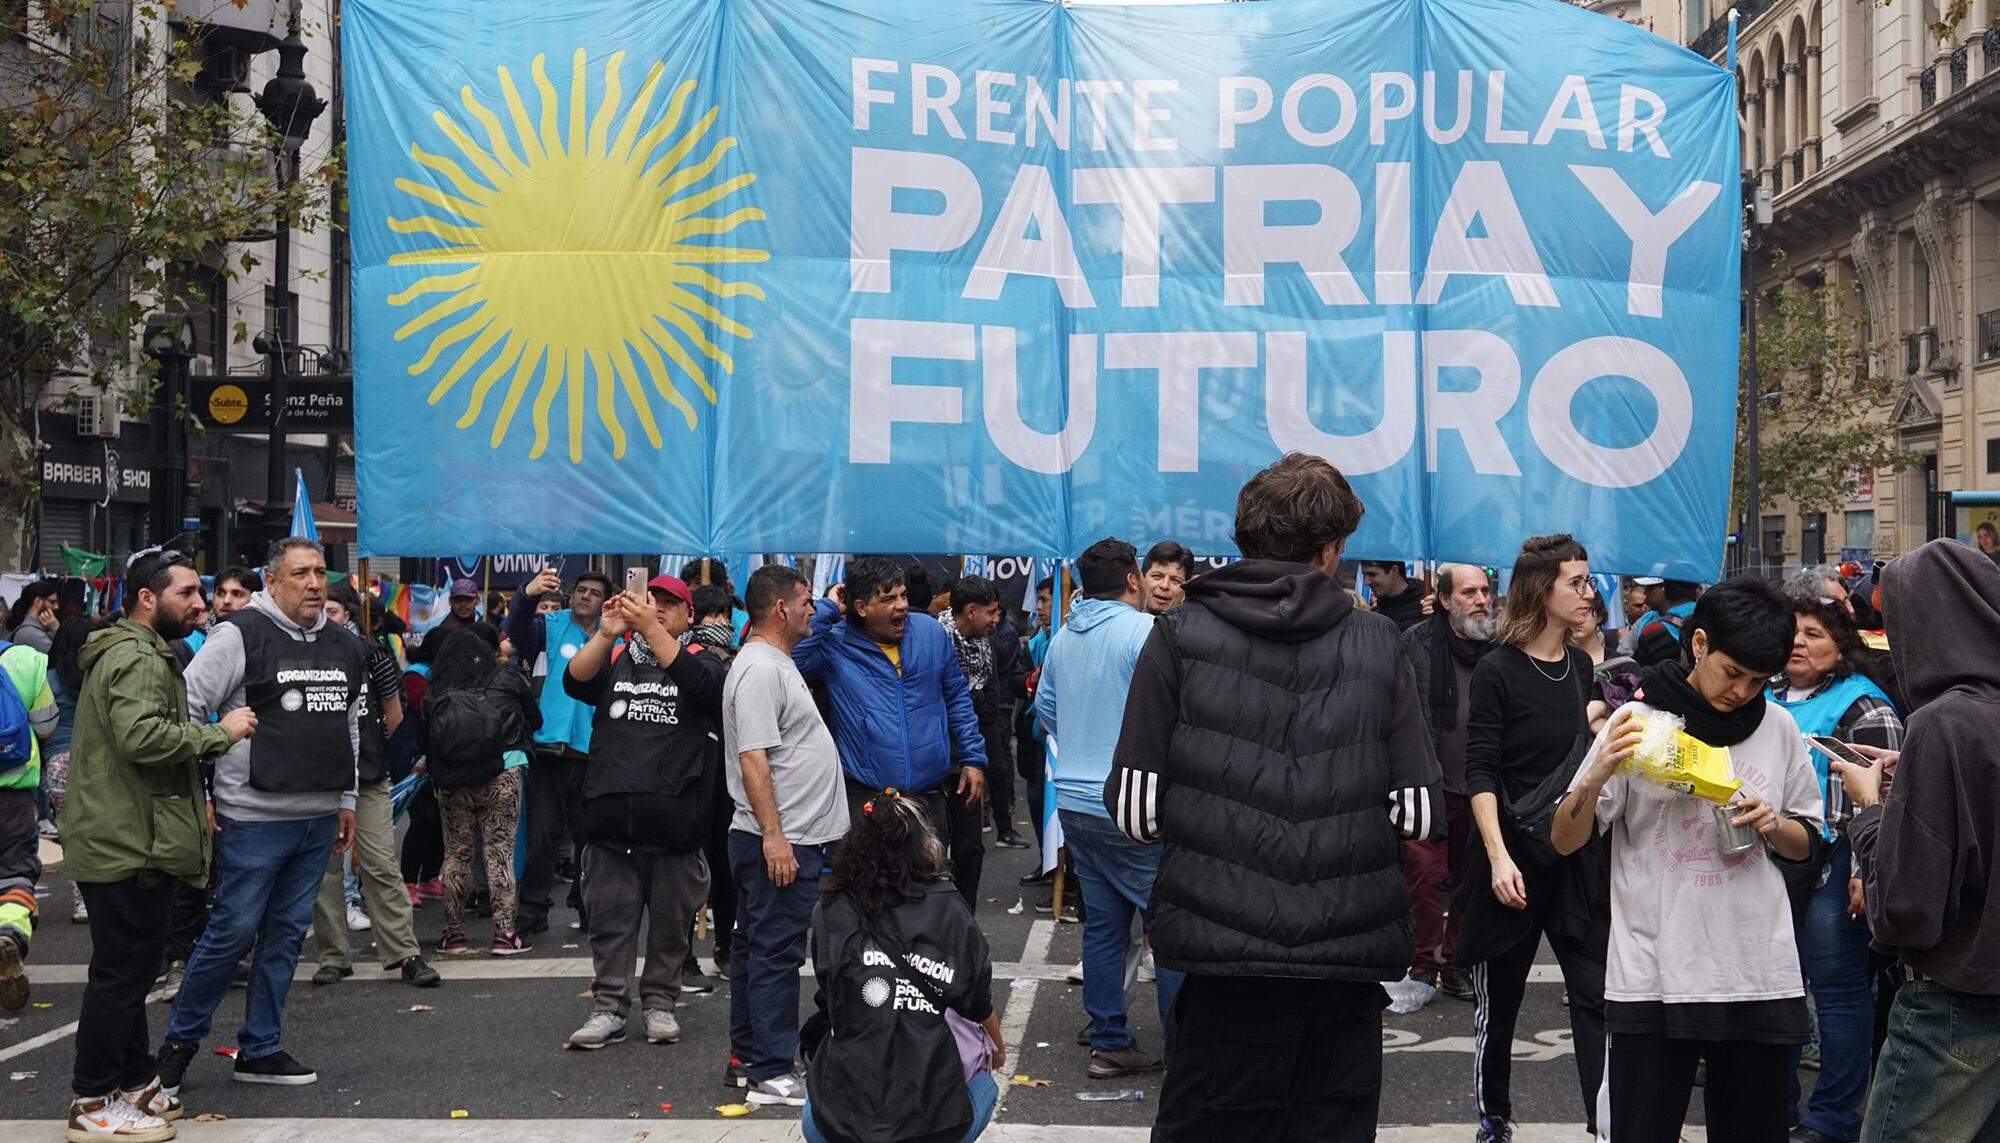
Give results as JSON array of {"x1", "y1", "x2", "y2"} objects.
[
  {"x1": 1862, "y1": 980, "x2": 2000, "y2": 1143},
  {"x1": 727, "y1": 830, "x2": 826, "y2": 1082},
  {"x1": 1059, "y1": 809, "x2": 1184, "y2": 1052},
  {"x1": 802, "y1": 1069, "x2": 998, "y2": 1143},
  {"x1": 165, "y1": 815, "x2": 336, "y2": 1059},
  {"x1": 1791, "y1": 841, "x2": 1875, "y2": 1140}
]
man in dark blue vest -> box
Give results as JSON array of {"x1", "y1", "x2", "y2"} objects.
[{"x1": 157, "y1": 538, "x2": 368, "y2": 1094}]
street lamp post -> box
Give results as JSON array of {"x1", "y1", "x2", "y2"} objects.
[
  {"x1": 144, "y1": 313, "x2": 197, "y2": 547},
  {"x1": 1743, "y1": 175, "x2": 1772, "y2": 577},
  {"x1": 254, "y1": 25, "x2": 325, "y2": 520}
]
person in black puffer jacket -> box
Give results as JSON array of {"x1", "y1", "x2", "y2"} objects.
[{"x1": 1104, "y1": 453, "x2": 1443, "y2": 1143}]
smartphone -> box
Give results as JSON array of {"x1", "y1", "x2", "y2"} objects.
[
  {"x1": 1806, "y1": 734, "x2": 1872, "y2": 768},
  {"x1": 625, "y1": 566, "x2": 648, "y2": 599}
]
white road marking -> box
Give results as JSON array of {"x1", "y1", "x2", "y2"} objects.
[
  {"x1": 14, "y1": 956, "x2": 1156, "y2": 987},
  {"x1": 994, "y1": 919, "x2": 1056, "y2": 1112},
  {"x1": 16, "y1": 958, "x2": 1569, "y2": 987},
  {"x1": 0, "y1": 1119, "x2": 1681, "y2": 1141}
]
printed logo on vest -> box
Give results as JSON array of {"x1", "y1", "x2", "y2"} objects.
[
  {"x1": 280, "y1": 689, "x2": 305, "y2": 712},
  {"x1": 860, "y1": 977, "x2": 891, "y2": 1009},
  {"x1": 607, "y1": 699, "x2": 628, "y2": 721}
]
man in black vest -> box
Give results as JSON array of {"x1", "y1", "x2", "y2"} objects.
[
  {"x1": 560, "y1": 574, "x2": 725, "y2": 1051},
  {"x1": 159, "y1": 538, "x2": 368, "y2": 1093},
  {"x1": 1105, "y1": 454, "x2": 1443, "y2": 1143}
]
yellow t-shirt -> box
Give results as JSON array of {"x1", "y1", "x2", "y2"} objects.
[{"x1": 875, "y1": 641, "x2": 902, "y2": 675}]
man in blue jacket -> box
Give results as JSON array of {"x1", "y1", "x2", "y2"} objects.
[
  {"x1": 1035, "y1": 538, "x2": 1179, "y2": 1079},
  {"x1": 792, "y1": 556, "x2": 985, "y2": 849}
]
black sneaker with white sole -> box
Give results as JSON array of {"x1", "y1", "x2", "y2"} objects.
[
  {"x1": 153, "y1": 1042, "x2": 197, "y2": 1095},
  {"x1": 233, "y1": 1050, "x2": 318, "y2": 1085}
]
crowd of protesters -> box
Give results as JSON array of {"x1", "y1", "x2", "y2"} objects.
[{"x1": 3, "y1": 454, "x2": 1998, "y2": 1143}]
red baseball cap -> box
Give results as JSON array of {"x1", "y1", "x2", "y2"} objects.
[{"x1": 645, "y1": 574, "x2": 692, "y2": 606}]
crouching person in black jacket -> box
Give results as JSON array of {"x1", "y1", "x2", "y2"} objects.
[
  {"x1": 1104, "y1": 453, "x2": 1444, "y2": 1143},
  {"x1": 801, "y1": 790, "x2": 1003, "y2": 1143},
  {"x1": 561, "y1": 575, "x2": 725, "y2": 1051}
]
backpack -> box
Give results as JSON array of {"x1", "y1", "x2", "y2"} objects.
[
  {"x1": 424, "y1": 677, "x2": 518, "y2": 789},
  {"x1": 1657, "y1": 610, "x2": 1688, "y2": 642},
  {"x1": 0, "y1": 642, "x2": 36, "y2": 771}
]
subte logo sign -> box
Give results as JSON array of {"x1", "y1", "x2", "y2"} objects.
[{"x1": 207, "y1": 384, "x2": 250, "y2": 426}]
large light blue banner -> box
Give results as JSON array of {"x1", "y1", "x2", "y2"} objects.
[{"x1": 346, "y1": 0, "x2": 1739, "y2": 577}]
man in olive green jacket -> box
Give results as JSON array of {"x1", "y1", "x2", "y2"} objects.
[{"x1": 59, "y1": 551, "x2": 254, "y2": 1137}]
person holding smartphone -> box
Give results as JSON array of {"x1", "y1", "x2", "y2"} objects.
[{"x1": 1767, "y1": 595, "x2": 1904, "y2": 1143}]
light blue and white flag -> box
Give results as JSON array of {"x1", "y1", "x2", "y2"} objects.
[
  {"x1": 290, "y1": 469, "x2": 317, "y2": 543},
  {"x1": 811, "y1": 553, "x2": 846, "y2": 599},
  {"x1": 347, "y1": 0, "x2": 1739, "y2": 579}
]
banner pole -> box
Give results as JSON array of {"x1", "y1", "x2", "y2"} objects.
[
  {"x1": 359, "y1": 558, "x2": 374, "y2": 638},
  {"x1": 1047, "y1": 559, "x2": 1073, "y2": 923}
]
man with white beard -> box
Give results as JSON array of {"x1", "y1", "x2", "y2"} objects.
[{"x1": 1386, "y1": 564, "x2": 1499, "y2": 1013}]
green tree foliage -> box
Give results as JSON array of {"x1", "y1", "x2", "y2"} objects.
[
  {"x1": 0, "y1": 1, "x2": 334, "y2": 563},
  {"x1": 1736, "y1": 278, "x2": 1916, "y2": 518}
]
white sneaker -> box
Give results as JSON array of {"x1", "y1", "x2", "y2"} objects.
[
  {"x1": 345, "y1": 903, "x2": 372, "y2": 932},
  {"x1": 66, "y1": 1095, "x2": 175, "y2": 1143},
  {"x1": 1063, "y1": 962, "x2": 1084, "y2": 984},
  {"x1": 565, "y1": 1012, "x2": 627, "y2": 1050},
  {"x1": 1138, "y1": 950, "x2": 1156, "y2": 983},
  {"x1": 118, "y1": 1079, "x2": 182, "y2": 1122},
  {"x1": 746, "y1": 1072, "x2": 807, "y2": 1107},
  {"x1": 643, "y1": 1009, "x2": 681, "y2": 1044}
]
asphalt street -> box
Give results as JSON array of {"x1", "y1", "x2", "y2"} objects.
[{"x1": 1, "y1": 832, "x2": 1719, "y2": 1140}]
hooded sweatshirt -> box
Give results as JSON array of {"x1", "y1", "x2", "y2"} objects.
[
  {"x1": 1103, "y1": 560, "x2": 1442, "y2": 980},
  {"x1": 1849, "y1": 539, "x2": 2000, "y2": 994},
  {"x1": 1033, "y1": 596, "x2": 1154, "y2": 817},
  {"x1": 183, "y1": 591, "x2": 363, "y2": 821}
]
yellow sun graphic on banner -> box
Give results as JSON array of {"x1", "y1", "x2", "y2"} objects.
[{"x1": 387, "y1": 49, "x2": 767, "y2": 462}]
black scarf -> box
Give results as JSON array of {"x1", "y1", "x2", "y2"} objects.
[
  {"x1": 1637, "y1": 662, "x2": 1766, "y2": 747},
  {"x1": 1429, "y1": 611, "x2": 1497, "y2": 731}
]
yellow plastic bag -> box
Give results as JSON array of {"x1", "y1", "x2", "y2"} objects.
[{"x1": 1627, "y1": 712, "x2": 1740, "y2": 806}]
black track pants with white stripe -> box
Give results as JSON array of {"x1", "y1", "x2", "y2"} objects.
[{"x1": 1470, "y1": 923, "x2": 1608, "y2": 1131}]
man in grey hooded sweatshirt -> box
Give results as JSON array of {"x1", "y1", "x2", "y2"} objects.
[
  {"x1": 1831, "y1": 538, "x2": 2000, "y2": 1141},
  {"x1": 156, "y1": 538, "x2": 366, "y2": 1094}
]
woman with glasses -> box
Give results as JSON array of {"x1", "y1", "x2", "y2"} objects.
[
  {"x1": 1767, "y1": 595, "x2": 1903, "y2": 1143},
  {"x1": 1457, "y1": 535, "x2": 1610, "y2": 1143}
]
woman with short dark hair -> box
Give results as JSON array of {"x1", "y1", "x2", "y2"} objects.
[{"x1": 1552, "y1": 578, "x2": 1827, "y2": 1143}]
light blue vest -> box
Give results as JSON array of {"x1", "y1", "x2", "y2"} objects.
[
  {"x1": 1769, "y1": 671, "x2": 1892, "y2": 839},
  {"x1": 533, "y1": 609, "x2": 596, "y2": 752}
]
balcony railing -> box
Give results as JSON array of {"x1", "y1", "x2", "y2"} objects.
[
  {"x1": 1692, "y1": 0, "x2": 1774, "y2": 58},
  {"x1": 1792, "y1": 150, "x2": 1805, "y2": 183},
  {"x1": 1987, "y1": 28, "x2": 2000, "y2": 72},
  {"x1": 1771, "y1": 162, "x2": 1784, "y2": 194},
  {"x1": 1921, "y1": 67, "x2": 1938, "y2": 110},
  {"x1": 1951, "y1": 46, "x2": 1968, "y2": 94},
  {"x1": 1979, "y1": 310, "x2": 2000, "y2": 363}
]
